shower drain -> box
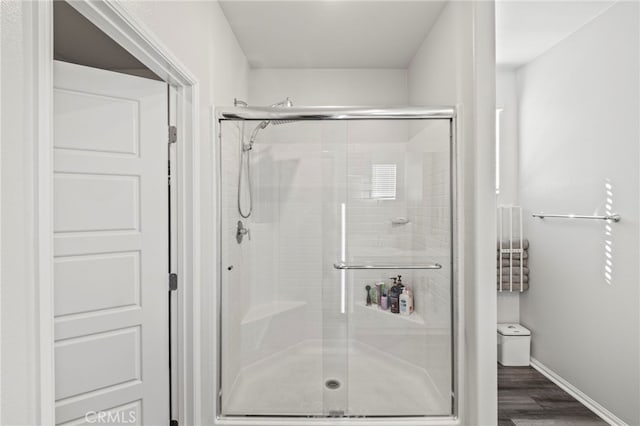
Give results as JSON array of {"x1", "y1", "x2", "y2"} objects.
[{"x1": 325, "y1": 379, "x2": 341, "y2": 390}]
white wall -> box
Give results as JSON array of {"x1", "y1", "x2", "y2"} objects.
[
  {"x1": 517, "y1": 3, "x2": 639, "y2": 424},
  {"x1": 496, "y1": 68, "x2": 521, "y2": 323},
  {"x1": 249, "y1": 68, "x2": 408, "y2": 106},
  {"x1": 408, "y1": 2, "x2": 497, "y2": 424},
  {"x1": 496, "y1": 68, "x2": 519, "y2": 206},
  {"x1": 496, "y1": 291, "x2": 520, "y2": 323}
]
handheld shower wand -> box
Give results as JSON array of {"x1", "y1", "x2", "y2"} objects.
[{"x1": 238, "y1": 98, "x2": 294, "y2": 219}]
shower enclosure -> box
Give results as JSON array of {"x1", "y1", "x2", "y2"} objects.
[{"x1": 216, "y1": 106, "x2": 457, "y2": 420}]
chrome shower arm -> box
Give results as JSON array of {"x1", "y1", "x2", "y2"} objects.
[{"x1": 271, "y1": 97, "x2": 293, "y2": 108}]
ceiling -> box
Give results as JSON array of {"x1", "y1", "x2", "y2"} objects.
[
  {"x1": 55, "y1": 0, "x2": 618, "y2": 75},
  {"x1": 218, "y1": 1, "x2": 447, "y2": 69},
  {"x1": 496, "y1": 0, "x2": 617, "y2": 68}
]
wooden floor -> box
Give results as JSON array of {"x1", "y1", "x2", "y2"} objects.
[{"x1": 498, "y1": 364, "x2": 608, "y2": 426}]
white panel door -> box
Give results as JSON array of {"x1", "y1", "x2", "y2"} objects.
[{"x1": 53, "y1": 60, "x2": 168, "y2": 425}]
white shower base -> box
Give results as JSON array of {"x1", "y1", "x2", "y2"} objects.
[{"x1": 222, "y1": 339, "x2": 449, "y2": 417}]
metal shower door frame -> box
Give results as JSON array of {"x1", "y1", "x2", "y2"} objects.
[{"x1": 214, "y1": 106, "x2": 459, "y2": 424}]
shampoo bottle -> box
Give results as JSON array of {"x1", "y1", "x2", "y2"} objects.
[
  {"x1": 375, "y1": 282, "x2": 383, "y2": 305},
  {"x1": 380, "y1": 291, "x2": 389, "y2": 310},
  {"x1": 398, "y1": 275, "x2": 405, "y2": 291},
  {"x1": 399, "y1": 288, "x2": 410, "y2": 315},
  {"x1": 389, "y1": 278, "x2": 400, "y2": 314}
]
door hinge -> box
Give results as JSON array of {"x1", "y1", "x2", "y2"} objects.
[
  {"x1": 169, "y1": 125, "x2": 177, "y2": 144},
  {"x1": 169, "y1": 273, "x2": 178, "y2": 291}
]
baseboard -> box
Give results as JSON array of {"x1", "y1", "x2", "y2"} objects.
[{"x1": 529, "y1": 357, "x2": 627, "y2": 426}]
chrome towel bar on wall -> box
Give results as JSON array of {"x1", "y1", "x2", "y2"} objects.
[
  {"x1": 333, "y1": 262, "x2": 442, "y2": 270},
  {"x1": 532, "y1": 213, "x2": 621, "y2": 222}
]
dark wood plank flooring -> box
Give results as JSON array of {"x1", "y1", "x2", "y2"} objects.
[{"x1": 498, "y1": 364, "x2": 608, "y2": 426}]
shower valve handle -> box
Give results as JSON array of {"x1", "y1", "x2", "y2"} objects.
[{"x1": 236, "y1": 220, "x2": 251, "y2": 243}]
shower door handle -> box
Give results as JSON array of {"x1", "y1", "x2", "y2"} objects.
[{"x1": 333, "y1": 262, "x2": 442, "y2": 270}]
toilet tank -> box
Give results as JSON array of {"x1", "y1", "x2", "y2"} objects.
[{"x1": 497, "y1": 323, "x2": 531, "y2": 366}]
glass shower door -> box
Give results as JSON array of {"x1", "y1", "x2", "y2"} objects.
[
  {"x1": 341, "y1": 118, "x2": 453, "y2": 417},
  {"x1": 218, "y1": 119, "x2": 350, "y2": 417},
  {"x1": 218, "y1": 115, "x2": 454, "y2": 418}
]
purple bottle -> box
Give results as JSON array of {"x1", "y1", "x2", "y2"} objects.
[{"x1": 380, "y1": 292, "x2": 389, "y2": 310}]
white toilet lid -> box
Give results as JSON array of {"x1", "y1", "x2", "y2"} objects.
[{"x1": 497, "y1": 323, "x2": 531, "y2": 336}]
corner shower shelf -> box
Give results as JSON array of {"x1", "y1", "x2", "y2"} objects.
[
  {"x1": 356, "y1": 302, "x2": 425, "y2": 325},
  {"x1": 241, "y1": 301, "x2": 307, "y2": 325}
]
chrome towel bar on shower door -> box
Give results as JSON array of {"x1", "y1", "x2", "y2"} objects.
[
  {"x1": 532, "y1": 213, "x2": 621, "y2": 222},
  {"x1": 333, "y1": 262, "x2": 442, "y2": 270}
]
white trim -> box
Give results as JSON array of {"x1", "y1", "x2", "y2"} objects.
[
  {"x1": 214, "y1": 418, "x2": 460, "y2": 426},
  {"x1": 34, "y1": 2, "x2": 55, "y2": 425},
  {"x1": 38, "y1": 2, "x2": 201, "y2": 424},
  {"x1": 453, "y1": 109, "x2": 465, "y2": 423},
  {"x1": 0, "y1": 4, "x2": 2, "y2": 420},
  {"x1": 530, "y1": 358, "x2": 627, "y2": 426}
]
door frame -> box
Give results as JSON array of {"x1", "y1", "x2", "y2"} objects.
[{"x1": 33, "y1": 1, "x2": 201, "y2": 424}]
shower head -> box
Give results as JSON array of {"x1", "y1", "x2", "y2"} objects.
[
  {"x1": 264, "y1": 98, "x2": 295, "y2": 127},
  {"x1": 271, "y1": 119, "x2": 296, "y2": 126},
  {"x1": 263, "y1": 98, "x2": 295, "y2": 126},
  {"x1": 244, "y1": 98, "x2": 295, "y2": 150}
]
